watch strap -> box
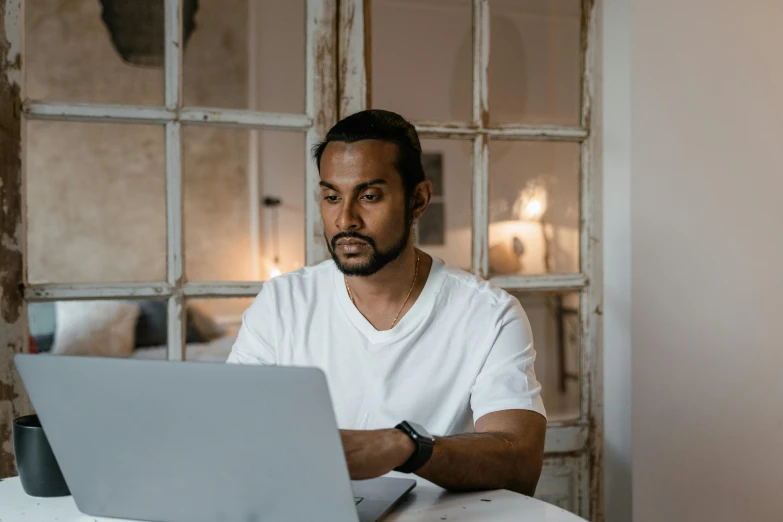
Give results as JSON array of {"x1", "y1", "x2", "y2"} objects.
[{"x1": 394, "y1": 421, "x2": 435, "y2": 474}]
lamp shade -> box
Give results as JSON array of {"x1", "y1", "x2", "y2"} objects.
[{"x1": 99, "y1": 0, "x2": 200, "y2": 67}]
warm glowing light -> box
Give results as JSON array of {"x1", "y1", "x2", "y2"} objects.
[
  {"x1": 267, "y1": 258, "x2": 282, "y2": 278},
  {"x1": 513, "y1": 180, "x2": 548, "y2": 222},
  {"x1": 524, "y1": 199, "x2": 543, "y2": 220}
]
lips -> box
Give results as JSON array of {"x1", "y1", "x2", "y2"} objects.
[{"x1": 336, "y1": 240, "x2": 368, "y2": 254}]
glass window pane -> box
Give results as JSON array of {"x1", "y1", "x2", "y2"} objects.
[
  {"x1": 25, "y1": 0, "x2": 164, "y2": 105},
  {"x1": 510, "y1": 291, "x2": 580, "y2": 422},
  {"x1": 371, "y1": 0, "x2": 472, "y2": 122},
  {"x1": 184, "y1": 298, "x2": 251, "y2": 362},
  {"x1": 417, "y1": 139, "x2": 472, "y2": 272},
  {"x1": 27, "y1": 299, "x2": 170, "y2": 359},
  {"x1": 488, "y1": 0, "x2": 581, "y2": 126},
  {"x1": 184, "y1": 127, "x2": 306, "y2": 281},
  {"x1": 183, "y1": 0, "x2": 305, "y2": 113},
  {"x1": 26, "y1": 121, "x2": 166, "y2": 283},
  {"x1": 488, "y1": 141, "x2": 579, "y2": 276}
]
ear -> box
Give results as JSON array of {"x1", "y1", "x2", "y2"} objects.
[{"x1": 410, "y1": 180, "x2": 433, "y2": 222}]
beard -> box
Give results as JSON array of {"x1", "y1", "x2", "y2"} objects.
[{"x1": 326, "y1": 207, "x2": 413, "y2": 277}]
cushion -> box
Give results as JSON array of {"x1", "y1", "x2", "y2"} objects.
[
  {"x1": 52, "y1": 301, "x2": 141, "y2": 357},
  {"x1": 134, "y1": 301, "x2": 225, "y2": 347}
]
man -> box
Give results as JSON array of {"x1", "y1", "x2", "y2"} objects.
[{"x1": 227, "y1": 110, "x2": 547, "y2": 496}]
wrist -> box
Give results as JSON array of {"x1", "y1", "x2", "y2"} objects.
[{"x1": 387, "y1": 428, "x2": 416, "y2": 468}]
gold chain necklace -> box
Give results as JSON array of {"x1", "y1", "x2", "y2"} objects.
[{"x1": 345, "y1": 252, "x2": 420, "y2": 330}]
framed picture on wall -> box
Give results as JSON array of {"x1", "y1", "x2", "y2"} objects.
[{"x1": 418, "y1": 152, "x2": 445, "y2": 246}]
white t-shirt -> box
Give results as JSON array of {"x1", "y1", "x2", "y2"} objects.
[{"x1": 227, "y1": 257, "x2": 546, "y2": 436}]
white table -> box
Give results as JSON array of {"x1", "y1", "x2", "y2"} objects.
[{"x1": 0, "y1": 474, "x2": 586, "y2": 522}]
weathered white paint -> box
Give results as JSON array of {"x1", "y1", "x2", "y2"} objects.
[
  {"x1": 486, "y1": 125, "x2": 587, "y2": 141},
  {"x1": 304, "y1": 0, "x2": 337, "y2": 266},
  {"x1": 164, "y1": 0, "x2": 184, "y2": 361},
  {"x1": 165, "y1": 122, "x2": 184, "y2": 288},
  {"x1": 24, "y1": 281, "x2": 271, "y2": 301},
  {"x1": 471, "y1": 135, "x2": 489, "y2": 277},
  {"x1": 247, "y1": 1, "x2": 260, "y2": 280},
  {"x1": 0, "y1": 0, "x2": 30, "y2": 479},
  {"x1": 544, "y1": 425, "x2": 589, "y2": 454},
  {"x1": 489, "y1": 273, "x2": 587, "y2": 292},
  {"x1": 166, "y1": 294, "x2": 184, "y2": 361},
  {"x1": 580, "y1": 0, "x2": 602, "y2": 519},
  {"x1": 537, "y1": 456, "x2": 583, "y2": 513},
  {"x1": 472, "y1": 0, "x2": 489, "y2": 126},
  {"x1": 338, "y1": 0, "x2": 368, "y2": 116},
  {"x1": 24, "y1": 102, "x2": 173, "y2": 124},
  {"x1": 25, "y1": 283, "x2": 172, "y2": 301},
  {"x1": 2, "y1": 0, "x2": 19, "y2": 86},
  {"x1": 23, "y1": 102, "x2": 313, "y2": 130},
  {"x1": 413, "y1": 122, "x2": 587, "y2": 141},
  {"x1": 413, "y1": 123, "x2": 478, "y2": 138},
  {"x1": 179, "y1": 108, "x2": 312, "y2": 130},
  {"x1": 164, "y1": 0, "x2": 181, "y2": 110},
  {"x1": 182, "y1": 281, "x2": 264, "y2": 298},
  {"x1": 470, "y1": 0, "x2": 489, "y2": 277}
]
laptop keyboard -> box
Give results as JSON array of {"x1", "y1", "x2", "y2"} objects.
[{"x1": 354, "y1": 497, "x2": 364, "y2": 505}]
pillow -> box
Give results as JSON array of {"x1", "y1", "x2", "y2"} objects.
[
  {"x1": 187, "y1": 303, "x2": 226, "y2": 342},
  {"x1": 52, "y1": 301, "x2": 141, "y2": 358},
  {"x1": 134, "y1": 300, "x2": 168, "y2": 347},
  {"x1": 134, "y1": 301, "x2": 226, "y2": 347}
]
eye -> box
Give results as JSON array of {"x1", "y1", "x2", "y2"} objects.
[
  {"x1": 323, "y1": 195, "x2": 340, "y2": 203},
  {"x1": 361, "y1": 193, "x2": 380, "y2": 202}
]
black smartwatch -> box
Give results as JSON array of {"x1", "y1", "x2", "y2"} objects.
[{"x1": 394, "y1": 421, "x2": 435, "y2": 474}]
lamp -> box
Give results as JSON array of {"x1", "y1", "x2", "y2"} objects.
[
  {"x1": 511, "y1": 180, "x2": 549, "y2": 273},
  {"x1": 262, "y1": 196, "x2": 282, "y2": 278},
  {"x1": 488, "y1": 180, "x2": 550, "y2": 275},
  {"x1": 512, "y1": 181, "x2": 548, "y2": 222},
  {"x1": 98, "y1": 0, "x2": 200, "y2": 67}
]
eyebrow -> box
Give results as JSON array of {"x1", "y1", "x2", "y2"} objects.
[{"x1": 319, "y1": 179, "x2": 388, "y2": 192}]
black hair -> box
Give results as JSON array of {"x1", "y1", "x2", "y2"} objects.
[{"x1": 311, "y1": 109, "x2": 426, "y2": 202}]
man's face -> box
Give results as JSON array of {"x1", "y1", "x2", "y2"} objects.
[{"x1": 319, "y1": 140, "x2": 411, "y2": 277}]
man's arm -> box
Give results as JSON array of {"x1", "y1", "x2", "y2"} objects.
[
  {"x1": 417, "y1": 409, "x2": 546, "y2": 495},
  {"x1": 340, "y1": 409, "x2": 546, "y2": 496}
]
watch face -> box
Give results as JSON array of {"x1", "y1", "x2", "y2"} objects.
[{"x1": 407, "y1": 421, "x2": 434, "y2": 442}]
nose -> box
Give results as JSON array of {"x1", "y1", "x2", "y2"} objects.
[{"x1": 336, "y1": 198, "x2": 362, "y2": 231}]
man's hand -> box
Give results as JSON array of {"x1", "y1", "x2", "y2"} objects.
[{"x1": 340, "y1": 429, "x2": 415, "y2": 480}]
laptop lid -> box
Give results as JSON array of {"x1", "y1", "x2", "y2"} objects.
[{"x1": 14, "y1": 354, "x2": 361, "y2": 522}]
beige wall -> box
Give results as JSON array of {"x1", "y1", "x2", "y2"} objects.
[
  {"x1": 631, "y1": 0, "x2": 783, "y2": 520},
  {"x1": 26, "y1": 0, "x2": 251, "y2": 290}
]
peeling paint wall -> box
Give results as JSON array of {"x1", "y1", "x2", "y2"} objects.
[
  {"x1": 0, "y1": 0, "x2": 31, "y2": 479},
  {"x1": 25, "y1": 0, "x2": 252, "y2": 299}
]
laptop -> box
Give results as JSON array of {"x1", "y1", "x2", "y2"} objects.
[{"x1": 14, "y1": 354, "x2": 416, "y2": 522}]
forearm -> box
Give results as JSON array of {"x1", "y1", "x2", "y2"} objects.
[{"x1": 415, "y1": 432, "x2": 543, "y2": 496}]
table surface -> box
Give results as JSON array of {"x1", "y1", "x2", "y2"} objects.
[{"x1": 0, "y1": 474, "x2": 586, "y2": 522}]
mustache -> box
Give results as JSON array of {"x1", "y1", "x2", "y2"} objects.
[{"x1": 330, "y1": 231, "x2": 377, "y2": 250}]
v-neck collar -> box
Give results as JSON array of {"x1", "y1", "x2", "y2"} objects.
[{"x1": 333, "y1": 257, "x2": 446, "y2": 345}]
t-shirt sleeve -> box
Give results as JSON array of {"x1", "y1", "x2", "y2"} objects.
[
  {"x1": 226, "y1": 289, "x2": 277, "y2": 365},
  {"x1": 470, "y1": 298, "x2": 547, "y2": 422}
]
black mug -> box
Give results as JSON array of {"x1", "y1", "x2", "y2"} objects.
[{"x1": 12, "y1": 414, "x2": 70, "y2": 497}]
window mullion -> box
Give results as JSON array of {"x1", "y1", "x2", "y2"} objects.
[
  {"x1": 165, "y1": 0, "x2": 185, "y2": 361},
  {"x1": 305, "y1": 0, "x2": 338, "y2": 266},
  {"x1": 338, "y1": 0, "x2": 369, "y2": 116},
  {"x1": 471, "y1": 0, "x2": 489, "y2": 277}
]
